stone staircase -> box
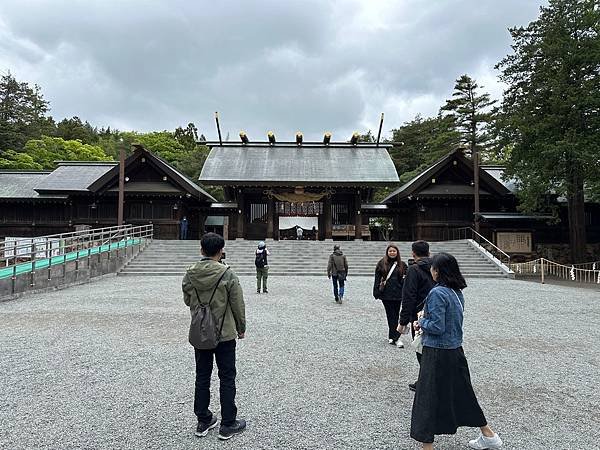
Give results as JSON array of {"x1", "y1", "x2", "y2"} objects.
[{"x1": 118, "y1": 239, "x2": 508, "y2": 278}]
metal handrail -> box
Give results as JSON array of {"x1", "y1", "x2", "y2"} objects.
[
  {"x1": 0, "y1": 224, "x2": 136, "y2": 253},
  {"x1": 1, "y1": 224, "x2": 154, "y2": 271},
  {"x1": 446, "y1": 227, "x2": 511, "y2": 268}
]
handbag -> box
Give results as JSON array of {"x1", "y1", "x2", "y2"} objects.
[
  {"x1": 411, "y1": 330, "x2": 423, "y2": 354},
  {"x1": 378, "y1": 262, "x2": 397, "y2": 293}
]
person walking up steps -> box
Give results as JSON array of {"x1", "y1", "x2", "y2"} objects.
[
  {"x1": 255, "y1": 241, "x2": 270, "y2": 294},
  {"x1": 398, "y1": 240, "x2": 435, "y2": 392},
  {"x1": 373, "y1": 244, "x2": 407, "y2": 348},
  {"x1": 410, "y1": 252, "x2": 503, "y2": 450},
  {"x1": 327, "y1": 244, "x2": 348, "y2": 304},
  {"x1": 182, "y1": 233, "x2": 247, "y2": 441}
]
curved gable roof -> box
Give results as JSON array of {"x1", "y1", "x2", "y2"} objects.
[
  {"x1": 88, "y1": 145, "x2": 216, "y2": 202},
  {"x1": 383, "y1": 149, "x2": 511, "y2": 203}
]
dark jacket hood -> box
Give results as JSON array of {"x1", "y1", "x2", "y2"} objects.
[
  {"x1": 416, "y1": 257, "x2": 432, "y2": 272},
  {"x1": 333, "y1": 249, "x2": 344, "y2": 256},
  {"x1": 185, "y1": 259, "x2": 229, "y2": 292}
]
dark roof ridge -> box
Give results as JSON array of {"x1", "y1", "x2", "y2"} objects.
[
  {"x1": 55, "y1": 161, "x2": 117, "y2": 166},
  {"x1": 0, "y1": 170, "x2": 52, "y2": 174},
  {"x1": 203, "y1": 141, "x2": 395, "y2": 148}
]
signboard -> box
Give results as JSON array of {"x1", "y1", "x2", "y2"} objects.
[
  {"x1": 496, "y1": 232, "x2": 532, "y2": 253},
  {"x1": 4, "y1": 237, "x2": 61, "y2": 259}
]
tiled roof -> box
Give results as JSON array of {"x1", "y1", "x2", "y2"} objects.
[
  {"x1": 0, "y1": 171, "x2": 50, "y2": 198},
  {"x1": 35, "y1": 162, "x2": 117, "y2": 193},
  {"x1": 200, "y1": 144, "x2": 399, "y2": 186}
]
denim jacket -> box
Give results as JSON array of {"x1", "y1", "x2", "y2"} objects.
[{"x1": 418, "y1": 285, "x2": 465, "y2": 349}]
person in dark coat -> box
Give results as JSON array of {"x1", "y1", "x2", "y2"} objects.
[
  {"x1": 180, "y1": 216, "x2": 189, "y2": 240},
  {"x1": 410, "y1": 252, "x2": 502, "y2": 450},
  {"x1": 327, "y1": 244, "x2": 348, "y2": 304},
  {"x1": 373, "y1": 243, "x2": 407, "y2": 348},
  {"x1": 398, "y1": 240, "x2": 435, "y2": 391}
]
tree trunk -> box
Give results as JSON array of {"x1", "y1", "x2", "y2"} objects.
[{"x1": 566, "y1": 169, "x2": 587, "y2": 263}]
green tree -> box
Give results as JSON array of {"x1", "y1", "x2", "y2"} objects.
[
  {"x1": 440, "y1": 74, "x2": 496, "y2": 160},
  {"x1": 0, "y1": 150, "x2": 43, "y2": 170},
  {"x1": 174, "y1": 122, "x2": 199, "y2": 152},
  {"x1": 496, "y1": 0, "x2": 600, "y2": 262},
  {"x1": 22, "y1": 136, "x2": 111, "y2": 169},
  {"x1": 55, "y1": 116, "x2": 99, "y2": 144},
  {"x1": 390, "y1": 114, "x2": 460, "y2": 183},
  {"x1": 0, "y1": 72, "x2": 54, "y2": 152}
]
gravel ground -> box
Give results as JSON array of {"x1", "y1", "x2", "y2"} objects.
[{"x1": 0, "y1": 275, "x2": 599, "y2": 450}]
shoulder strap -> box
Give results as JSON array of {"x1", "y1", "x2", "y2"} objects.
[
  {"x1": 385, "y1": 262, "x2": 397, "y2": 281},
  {"x1": 451, "y1": 289, "x2": 464, "y2": 313},
  {"x1": 192, "y1": 267, "x2": 230, "y2": 307}
]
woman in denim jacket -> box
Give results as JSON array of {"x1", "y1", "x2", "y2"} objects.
[{"x1": 410, "y1": 252, "x2": 503, "y2": 450}]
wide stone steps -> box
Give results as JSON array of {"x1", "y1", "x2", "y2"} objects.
[{"x1": 118, "y1": 239, "x2": 507, "y2": 278}]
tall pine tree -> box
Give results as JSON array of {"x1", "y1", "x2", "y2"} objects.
[
  {"x1": 496, "y1": 0, "x2": 600, "y2": 262},
  {"x1": 440, "y1": 74, "x2": 496, "y2": 160}
]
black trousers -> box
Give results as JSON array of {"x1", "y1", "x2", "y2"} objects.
[
  {"x1": 382, "y1": 300, "x2": 401, "y2": 341},
  {"x1": 194, "y1": 339, "x2": 237, "y2": 427}
]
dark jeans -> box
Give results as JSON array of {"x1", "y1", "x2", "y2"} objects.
[
  {"x1": 180, "y1": 227, "x2": 188, "y2": 240},
  {"x1": 194, "y1": 339, "x2": 237, "y2": 426},
  {"x1": 331, "y1": 275, "x2": 345, "y2": 299},
  {"x1": 382, "y1": 300, "x2": 401, "y2": 341}
]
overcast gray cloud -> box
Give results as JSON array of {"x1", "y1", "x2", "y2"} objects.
[{"x1": 0, "y1": 0, "x2": 545, "y2": 141}]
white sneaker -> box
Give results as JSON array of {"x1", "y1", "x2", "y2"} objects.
[
  {"x1": 468, "y1": 433, "x2": 502, "y2": 449},
  {"x1": 396, "y1": 339, "x2": 404, "y2": 348},
  {"x1": 388, "y1": 339, "x2": 394, "y2": 344}
]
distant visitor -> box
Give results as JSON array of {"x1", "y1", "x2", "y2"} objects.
[
  {"x1": 180, "y1": 216, "x2": 189, "y2": 240},
  {"x1": 255, "y1": 241, "x2": 270, "y2": 294}
]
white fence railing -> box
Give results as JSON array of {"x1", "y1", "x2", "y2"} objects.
[{"x1": 511, "y1": 258, "x2": 600, "y2": 284}]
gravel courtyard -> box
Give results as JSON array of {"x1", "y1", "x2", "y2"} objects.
[{"x1": 1, "y1": 275, "x2": 599, "y2": 450}]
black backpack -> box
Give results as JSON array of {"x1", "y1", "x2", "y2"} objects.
[{"x1": 255, "y1": 250, "x2": 266, "y2": 268}]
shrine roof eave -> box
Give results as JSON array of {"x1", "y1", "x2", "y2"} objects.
[{"x1": 202, "y1": 180, "x2": 398, "y2": 188}]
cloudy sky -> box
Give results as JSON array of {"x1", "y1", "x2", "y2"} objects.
[{"x1": 0, "y1": 0, "x2": 545, "y2": 141}]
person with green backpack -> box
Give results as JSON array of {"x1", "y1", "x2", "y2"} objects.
[{"x1": 183, "y1": 233, "x2": 247, "y2": 441}]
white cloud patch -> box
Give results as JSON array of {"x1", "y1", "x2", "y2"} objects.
[{"x1": 0, "y1": 0, "x2": 545, "y2": 139}]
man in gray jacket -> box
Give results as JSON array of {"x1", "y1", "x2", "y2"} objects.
[
  {"x1": 183, "y1": 233, "x2": 246, "y2": 440},
  {"x1": 327, "y1": 244, "x2": 349, "y2": 304}
]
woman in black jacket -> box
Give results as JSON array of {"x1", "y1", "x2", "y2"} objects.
[{"x1": 373, "y1": 244, "x2": 408, "y2": 348}]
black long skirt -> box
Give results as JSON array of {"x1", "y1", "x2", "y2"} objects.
[{"x1": 410, "y1": 346, "x2": 487, "y2": 444}]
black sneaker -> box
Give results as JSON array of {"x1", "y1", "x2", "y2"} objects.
[
  {"x1": 195, "y1": 416, "x2": 218, "y2": 437},
  {"x1": 218, "y1": 419, "x2": 247, "y2": 440},
  {"x1": 256, "y1": 290, "x2": 261, "y2": 294},
  {"x1": 263, "y1": 290, "x2": 268, "y2": 294},
  {"x1": 409, "y1": 382, "x2": 417, "y2": 392}
]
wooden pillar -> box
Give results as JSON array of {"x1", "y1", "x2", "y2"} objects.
[
  {"x1": 324, "y1": 196, "x2": 332, "y2": 239},
  {"x1": 473, "y1": 145, "x2": 480, "y2": 233},
  {"x1": 198, "y1": 212, "x2": 207, "y2": 239},
  {"x1": 117, "y1": 147, "x2": 125, "y2": 226},
  {"x1": 236, "y1": 190, "x2": 245, "y2": 239},
  {"x1": 392, "y1": 214, "x2": 401, "y2": 241},
  {"x1": 266, "y1": 197, "x2": 274, "y2": 239},
  {"x1": 354, "y1": 190, "x2": 362, "y2": 240},
  {"x1": 223, "y1": 216, "x2": 229, "y2": 240}
]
